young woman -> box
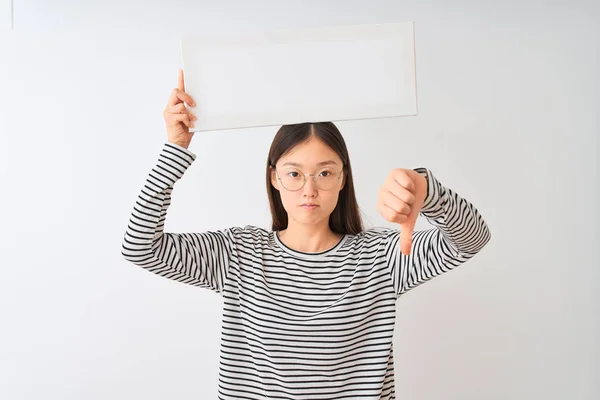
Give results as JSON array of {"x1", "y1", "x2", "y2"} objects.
[{"x1": 121, "y1": 70, "x2": 491, "y2": 399}]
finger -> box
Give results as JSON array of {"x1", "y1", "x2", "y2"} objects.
[
  {"x1": 166, "y1": 103, "x2": 189, "y2": 114},
  {"x1": 168, "y1": 112, "x2": 193, "y2": 128},
  {"x1": 380, "y1": 203, "x2": 408, "y2": 224},
  {"x1": 399, "y1": 202, "x2": 420, "y2": 255},
  {"x1": 167, "y1": 88, "x2": 181, "y2": 108},
  {"x1": 165, "y1": 104, "x2": 197, "y2": 122},
  {"x1": 385, "y1": 181, "x2": 416, "y2": 207},
  {"x1": 391, "y1": 171, "x2": 415, "y2": 192},
  {"x1": 400, "y1": 228, "x2": 413, "y2": 256},
  {"x1": 176, "y1": 113, "x2": 193, "y2": 128},
  {"x1": 380, "y1": 190, "x2": 411, "y2": 216},
  {"x1": 167, "y1": 88, "x2": 195, "y2": 108}
]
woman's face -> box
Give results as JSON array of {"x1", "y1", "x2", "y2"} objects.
[{"x1": 271, "y1": 136, "x2": 345, "y2": 228}]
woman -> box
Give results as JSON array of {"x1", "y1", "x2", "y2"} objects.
[{"x1": 121, "y1": 69, "x2": 491, "y2": 399}]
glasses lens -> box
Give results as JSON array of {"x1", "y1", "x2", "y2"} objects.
[
  {"x1": 316, "y1": 170, "x2": 340, "y2": 190},
  {"x1": 279, "y1": 169, "x2": 304, "y2": 191}
]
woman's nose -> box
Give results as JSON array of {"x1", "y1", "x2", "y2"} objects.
[{"x1": 302, "y1": 175, "x2": 318, "y2": 195}]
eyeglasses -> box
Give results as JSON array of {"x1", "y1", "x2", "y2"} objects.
[{"x1": 274, "y1": 167, "x2": 344, "y2": 191}]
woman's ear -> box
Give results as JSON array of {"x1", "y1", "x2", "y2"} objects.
[{"x1": 270, "y1": 166, "x2": 280, "y2": 190}]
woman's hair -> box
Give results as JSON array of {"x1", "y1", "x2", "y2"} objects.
[{"x1": 266, "y1": 121, "x2": 364, "y2": 235}]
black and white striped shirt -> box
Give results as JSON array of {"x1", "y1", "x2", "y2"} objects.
[{"x1": 121, "y1": 142, "x2": 491, "y2": 399}]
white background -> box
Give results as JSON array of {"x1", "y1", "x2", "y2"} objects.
[
  {"x1": 0, "y1": 1, "x2": 598, "y2": 399},
  {"x1": 0, "y1": 0, "x2": 11, "y2": 29}
]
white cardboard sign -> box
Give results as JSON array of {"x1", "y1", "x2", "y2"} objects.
[{"x1": 180, "y1": 22, "x2": 417, "y2": 132}]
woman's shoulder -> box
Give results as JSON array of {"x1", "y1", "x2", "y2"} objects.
[{"x1": 226, "y1": 224, "x2": 272, "y2": 244}]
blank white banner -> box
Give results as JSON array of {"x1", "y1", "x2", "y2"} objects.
[{"x1": 181, "y1": 21, "x2": 417, "y2": 132}]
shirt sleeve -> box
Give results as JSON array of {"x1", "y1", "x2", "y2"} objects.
[
  {"x1": 120, "y1": 142, "x2": 241, "y2": 293},
  {"x1": 383, "y1": 168, "x2": 492, "y2": 297}
]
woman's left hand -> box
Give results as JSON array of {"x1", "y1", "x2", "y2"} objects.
[{"x1": 377, "y1": 169, "x2": 428, "y2": 255}]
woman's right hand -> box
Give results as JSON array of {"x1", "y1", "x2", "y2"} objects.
[{"x1": 163, "y1": 68, "x2": 197, "y2": 149}]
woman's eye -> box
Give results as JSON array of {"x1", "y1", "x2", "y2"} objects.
[
  {"x1": 319, "y1": 171, "x2": 332, "y2": 177},
  {"x1": 288, "y1": 171, "x2": 299, "y2": 178}
]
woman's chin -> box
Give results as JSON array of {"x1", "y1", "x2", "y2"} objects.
[{"x1": 290, "y1": 214, "x2": 326, "y2": 226}]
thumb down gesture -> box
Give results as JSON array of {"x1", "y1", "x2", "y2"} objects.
[{"x1": 377, "y1": 169, "x2": 428, "y2": 255}]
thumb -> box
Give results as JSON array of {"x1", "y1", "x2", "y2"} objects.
[
  {"x1": 178, "y1": 68, "x2": 185, "y2": 91},
  {"x1": 399, "y1": 205, "x2": 419, "y2": 256},
  {"x1": 399, "y1": 169, "x2": 427, "y2": 256},
  {"x1": 399, "y1": 222, "x2": 415, "y2": 256}
]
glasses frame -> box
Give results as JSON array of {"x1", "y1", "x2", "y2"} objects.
[{"x1": 272, "y1": 166, "x2": 345, "y2": 192}]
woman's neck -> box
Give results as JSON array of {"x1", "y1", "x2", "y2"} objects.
[{"x1": 277, "y1": 223, "x2": 343, "y2": 253}]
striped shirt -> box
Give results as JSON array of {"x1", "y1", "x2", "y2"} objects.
[{"x1": 121, "y1": 142, "x2": 491, "y2": 399}]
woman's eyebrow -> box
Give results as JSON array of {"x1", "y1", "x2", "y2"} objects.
[{"x1": 282, "y1": 160, "x2": 338, "y2": 167}]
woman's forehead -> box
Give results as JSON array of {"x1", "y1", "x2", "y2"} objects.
[{"x1": 278, "y1": 138, "x2": 342, "y2": 166}]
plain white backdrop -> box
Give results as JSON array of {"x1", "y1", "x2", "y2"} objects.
[{"x1": 0, "y1": 1, "x2": 598, "y2": 399}]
